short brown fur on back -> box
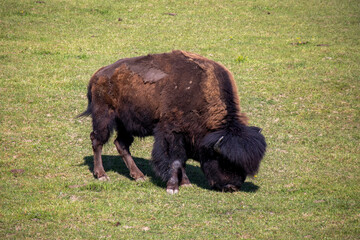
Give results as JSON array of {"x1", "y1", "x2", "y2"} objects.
[{"x1": 87, "y1": 50, "x2": 246, "y2": 138}]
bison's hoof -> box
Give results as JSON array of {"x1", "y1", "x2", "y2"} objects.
[
  {"x1": 98, "y1": 175, "x2": 110, "y2": 181},
  {"x1": 135, "y1": 176, "x2": 146, "y2": 182},
  {"x1": 166, "y1": 188, "x2": 179, "y2": 195},
  {"x1": 180, "y1": 178, "x2": 191, "y2": 187}
]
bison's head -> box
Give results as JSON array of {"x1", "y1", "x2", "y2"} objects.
[
  {"x1": 200, "y1": 126, "x2": 266, "y2": 192},
  {"x1": 201, "y1": 158, "x2": 247, "y2": 192}
]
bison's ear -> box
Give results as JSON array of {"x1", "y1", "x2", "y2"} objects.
[{"x1": 126, "y1": 63, "x2": 168, "y2": 83}]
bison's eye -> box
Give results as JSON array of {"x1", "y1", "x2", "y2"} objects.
[{"x1": 250, "y1": 126, "x2": 262, "y2": 133}]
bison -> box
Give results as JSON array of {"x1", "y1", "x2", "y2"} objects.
[{"x1": 79, "y1": 50, "x2": 266, "y2": 194}]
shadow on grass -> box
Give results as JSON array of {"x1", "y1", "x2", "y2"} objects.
[{"x1": 82, "y1": 155, "x2": 259, "y2": 193}]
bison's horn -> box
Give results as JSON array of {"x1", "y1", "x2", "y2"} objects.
[{"x1": 214, "y1": 136, "x2": 224, "y2": 154}]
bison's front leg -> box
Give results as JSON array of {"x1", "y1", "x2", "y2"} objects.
[
  {"x1": 166, "y1": 161, "x2": 181, "y2": 194},
  {"x1": 152, "y1": 131, "x2": 191, "y2": 194},
  {"x1": 180, "y1": 166, "x2": 191, "y2": 187},
  {"x1": 166, "y1": 161, "x2": 192, "y2": 194}
]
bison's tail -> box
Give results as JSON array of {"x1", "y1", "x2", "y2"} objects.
[
  {"x1": 76, "y1": 84, "x2": 92, "y2": 118},
  {"x1": 201, "y1": 125, "x2": 266, "y2": 176}
]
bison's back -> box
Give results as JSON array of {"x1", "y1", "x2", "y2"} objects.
[{"x1": 88, "y1": 50, "x2": 243, "y2": 138}]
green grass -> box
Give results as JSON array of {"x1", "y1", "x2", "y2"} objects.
[{"x1": 1, "y1": 0, "x2": 359, "y2": 239}]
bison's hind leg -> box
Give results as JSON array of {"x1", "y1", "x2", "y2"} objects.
[
  {"x1": 114, "y1": 120, "x2": 145, "y2": 181},
  {"x1": 90, "y1": 107, "x2": 116, "y2": 181}
]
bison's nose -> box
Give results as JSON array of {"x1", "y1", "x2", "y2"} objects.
[{"x1": 222, "y1": 184, "x2": 239, "y2": 192}]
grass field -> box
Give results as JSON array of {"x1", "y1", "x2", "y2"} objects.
[{"x1": 1, "y1": 0, "x2": 359, "y2": 239}]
